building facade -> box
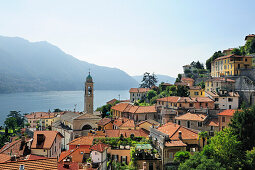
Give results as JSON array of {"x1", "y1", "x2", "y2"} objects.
[
  {"x1": 129, "y1": 88, "x2": 150, "y2": 102},
  {"x1": 85, "y1": 72, "x2": 94, "y2": 114},
  {"x1": 205, "y1": 77, "x2": 235, "y2": 92}
]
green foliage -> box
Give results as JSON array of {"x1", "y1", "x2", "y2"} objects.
[
  {"x1": 147, "y1": 90, "x2": 157, "y2": 101},
  {"x1": 176, "y1": 85, "x2": 189, "y2": 97},
  {"x1": 206, "y1": 51, "x2": 224, "y2": 70},
  {"x1": 174, "y1": 151, "x2": 191, "y2": 163},
  {"x1": 140, "y1": 72, "x2": 158, "y2": 88},
  {"x1": 175, "y1": 74, "x2": 182, "y2": 82},
  {"x1": 184, "y1": 69, "x2": 191, "y2": 74},
  {"x1": 229, "y1": 106, "x2": 255, "y2": 150},
  {"x1": 4, "y1": 117, "x2": 17, "y2": 131},
  {"x1": 198, "y1": 131, "x2": 209, "y2": 147},
  {"x1": 53, "y1": 108, "x2": 63, "y2": 112},
  {"x1": 231, "y1": 48, "x2": 242, "y2": 55},
  {"x1": 198, "y1": 81, "x2": 205, "y2": 89},
  {"x1": 245, "y1": 148, "x2": 255, "y2": 169},
  {"x1": 245, "y1": 37, "x2": 255, "y2": 54},
  {"x1": 191, "y1": 61, "x2": 204, "y2": 70}
]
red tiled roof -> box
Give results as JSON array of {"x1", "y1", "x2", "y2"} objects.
[
  {"x1": 31, "y1": 131, "x2": 63, "y2": 149},
  {"x1": 129, "y1": 88, "x2": 150, "y2": 93},
  {"x1": 105, "y1": 129, "x2": 149, "y2": 138},
  {"x1": 0, "y1": 154, "x2": 11, "y2": 163},
  {"x1": 207, "y1": 118, "x2": 219, "y2": 127},
  {"x1": 223, "y1": 48, "x2": 234, "y2": 53},
  {"x1": 214, "y1": 54, "x2": 252, "y2": 61},
  {"x1": 156, "y1": 96, "x2": 213, "y2": 103},
  {"x1": 58, "y1": 162, "x2": 79, "y2": 170},
  {"x1": 90, "y1": 143, "x2": 109, "y2": 152},
  {"x1": 174, "y1": 82, "x2": 188, "y2": 86},
  {"x1": 175, "y1": 113, "x2": 207, "y2": 122},
  {"x1": 97, "y1": 118, "x2": 112, "y2": 126},
  {"x1": 107, "y1": 99, "x2": 118, "y2": 105},
  {"x1": 0, "y1": 158, "x2": 58, "y2": 170},
  {"x1": 245, "y1": 34, "x2": 255, "y2": 40},
  {"x1": 218, "y1": 109, "x2": 239, "y2": 116},
  {"x1": 111, "y1": 103, "x2": 130, "y2": 112},
  {"x1": 165, "y1": 140, "x2": 187, "y2": 147},
  {"x1": 0, "y1": 138, "x2": 30, "y2": 157},
  {"x1": 157, "y1": 122, "x2": 198, "y2": 140},
  {"x1": 119, "y1": 119, "x2": 135, "y2": 128},
  {"x1": 181, "y1": 77, "x2": 194, "y2": 82},
  {"x1": 25, "y1": 154, "x2": 48, "y2": 161},
  {"x1": 113, "y1": 117, "x2": 129, "y2": 127},
  {"x1": 58, "y1": 148, "x2": 91, "y2": 163},
  {"x1": 68, "y1": 136, "x2": 95, "y2": 146}
]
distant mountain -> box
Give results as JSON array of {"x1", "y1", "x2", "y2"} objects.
[
  {"x1": 132, "y1": 74, "x2": 176, "y2": 85},
  {"x1": 0, "y1": 36, "x2": 138, "y2": 93}
]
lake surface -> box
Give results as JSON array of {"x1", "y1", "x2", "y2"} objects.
[{"x1": 0, "y1": 90, "x2": 129, "y2": 125}]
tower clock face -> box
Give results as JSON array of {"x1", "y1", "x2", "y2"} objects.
[{"x1": 88, "y1": 86, "x2": 92, "y2": 96}]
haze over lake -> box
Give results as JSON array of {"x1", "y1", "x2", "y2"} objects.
[{"x1": 0, "y1": 90, "x2": 129, "y2": 125}]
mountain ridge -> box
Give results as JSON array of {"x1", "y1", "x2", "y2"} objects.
[{"x1": 0, "y1": 35, "x2": 139, "y2": 93}]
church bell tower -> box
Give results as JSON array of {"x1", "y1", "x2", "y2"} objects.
[{"x1": 84, "y1": 72, "x2": 94, "y2": 114}]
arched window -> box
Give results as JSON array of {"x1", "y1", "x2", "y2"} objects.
[{"x1": 82, "y1": 124, "x2": 92, "y2": 130}]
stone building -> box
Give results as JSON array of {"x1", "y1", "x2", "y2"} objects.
[
  {"x1": 84, "y1": 72, "x2": 94, "y2": 114},
  {"x1": 129, "y1": 88, "x2": 150, "y2": 102},
  {"x1": 205, "y1": 77, "x2": 235, "y2": 92}
]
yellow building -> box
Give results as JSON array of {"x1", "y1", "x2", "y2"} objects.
[
  {"x1": 40, "y1": 114, "x2": 60, "y2": 128},
  {"x1": 211, "y1": 54, "x2": 252, "y2": 77},
  {"x1": 189, "y1": 86, "x2": 205, "y2": 97}
]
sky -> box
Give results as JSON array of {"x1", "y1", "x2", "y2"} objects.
[{"x1": 0, "y1": 0, "x2": 255, "y2": 77}]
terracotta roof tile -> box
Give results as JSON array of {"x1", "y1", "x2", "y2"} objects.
[
  {"x1": 129, "y1": 88, "x2": 150, "y2": 93},
  {"x1": 31, "y1": 131, "x2": 63, "y2": 149},
  {"x1": 0, "y1": 154, "x2": 11, "y2": 163},
  {"x1": 97, "y1": 118, "x2": 112, "y2": 126},
  {"x1": 68, "y1": 136, "x2": 95, "y2": 146},
  {"x1": 157, "y1": 122, "x2": 198, "y2": 140},
  {"x1": 218, "y1": 109, "x2": 239, "y2": 116},
  {"x1": 111, "y1": 103, "x2": 130, "y2": 112},
  {"x1": 0, "y1": 157, "x2": 58, "y2": 170},
  {"x1": 107, "y1": 98, "x2": 118, "y2": 105},
  {"x1": 105, "y1": 129, "x2": 149, "y2": 138},
  {"x1": 175, "y1": 113, "x2": 207, "y2": 122},
  {"x1": 90, "y1": 143, "x2": 109, "y2": 152},
  {"x1": 119, "y1": 119, "x2": 135, "y2": 128},
  {"x1": 165, "y1": 140, "x2": 187, "y2": 147},
  {"x1": 189, "y1": 86, "x2": 202, "y2": 90},
  {"x1": 207, "y1": 118, "x2": 219, "y2": 127},
  {"x1": 58, "y1": 162, "x2": 79, "y2": 170},
  {"x1": 157, "y1": 96, "x2": 213, "y2": 103},
  {"x1": 245, "y1": 34, "x2": 255, "y2": 40},
  {"x1": 205, "y1": 77, "x2": 235, "y2": 83},
  {"x1": 214, "y1": 54, "x2": 252, "y2": 61},
  {"x1": 181, "y1": 77, "x2": 194, "y2": 82}
]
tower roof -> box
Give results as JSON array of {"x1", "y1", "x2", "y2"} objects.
[{"x1": 86, "y1": 72, "x2": 93, "y2": 83}]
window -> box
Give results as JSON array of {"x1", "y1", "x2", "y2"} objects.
[
  {"x1": 229, "y1": 105, "x2": 232, "y2": 109},
  {"x1": 187, "y1": 121, "x2": 190, "y2": 128},
  {"x1": 169, "y1": 152, "x2": 174, "y2": 159},
  {"x1": 189, "y1": 103, "x2": 193, "y2": 107},
  {"x1": 245, "y1": 58, "x2": 247, "y2": 62},
  {"x1": 179, "y1": 104, "x2": 182, "y2": 107},
  {"x1": 215, "y1": 98, "x2": 219, "y2": 102},
  {"x1": 122, "y1": 156, "x2": 127, "y2": 164},
  {"x1": 228, "y1": 98, "x2": 233, "y2": 102},
  {"x1": 198, "y1": 122, "x2": 202, "y2": 127},
  {"x1": 194, "y1": 92, "x2": 199, "y2": 95},
  {"x1": 201, "y1": 92, "x2": 203, "y2": 95},
  {"x1": 210, "y1": 126, "x2": 214, "y2": 131},
  {"x1": 178, "y1": 120, "x2": 181, "y2": 125},
  {"x1": 222, "y1": 116, "x2": 225, "y2": 122}
]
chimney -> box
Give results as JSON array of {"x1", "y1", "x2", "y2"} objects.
[
  {"x1": 178, "y1": 131, "x2": 182, "y2": 140},
  {"x1": 19, "y1": 165, "x2": 24, "y2": 170},
  {"x1": 11, "y1": 155, "x2": 17, "y2": 161}
]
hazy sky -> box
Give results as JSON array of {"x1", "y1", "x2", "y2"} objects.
[{"x1": 0, "y1": 0, "x2": 255, "y2": 77}]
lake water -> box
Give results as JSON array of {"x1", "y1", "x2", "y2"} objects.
[{"x1": 0, "y1": 90, "x2": 129, "y2": 125}]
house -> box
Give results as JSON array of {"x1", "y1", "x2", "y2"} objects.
[
  {"x1": 111, "y1": 103, "x2": 157, "y2": 122},
  {"x1": 113, "y1": 118, "x2": 135, "y2": 130},
  {"x1": 97, "y1": 118, "x2": 113, "y2": 130},
  {"x1": 129, "y1": 88, "x2": 150, "y2": 102},
  {"x1": 90, "y1": 143, "x2": 109, "y2": 169},
  {"x1": 205, "y1": 90, "x2": 239, "y2": 110},
  {"x1": 31, "y1": 131, "x2": 63, "y2": 159},
  {"x1": 218, "y1": 109, "x2": 237, "y2": 131},
  {"x1": 174, "y1": 112, "x2": 218, "y2": 136},
  {"x1": 150, "y1": 122, "x2": 200, "y2": 168},
  {"x1": 205, "y1": 77, "x2": 235, "y2": 92},
  {"x1": 0, "y1": 157, "x2": 58, "y2": 170},
  {"x1": 137, "y1": 119, "x2": 160, "y2": 131},
  {"x1": 68, "y1": 136, "x2": 95, "y2": 150},
  {"x1": 58, "y1": 147, "x2": 91, "y2": 165},
  {"x1": 211, "y1": 54, "x2": 252, "y2": 77},
  {"x1": 183, "y1": 64, "x2": 196, "y2": 73},
  {"x1": 106, "y1": 98, "x2": 118, "y2": 105},
  {"x1": 223, "y1": 48, "x2": 234, "y2": 55},
  {"x1": 25, "y1": 112, "x2": 50, "y2": 130},
  {"x1": 105, "y1": 129, "x2": 149, "y2": 138},
  {"x1": 40, "y1": 114, "x2": 60, "y2": 129},
  {"x1": 109, "y1": 147, "x2": 131, "y2": 166},
  {"x1": 189, "y1": 86, "x2": 205, "y2": 97},
  {"x1": 181, "y1": 77, "x2": 195, "y2": 87},
  {"x1": 156, "y1": 96, "x2": 214, "y2": 116},
  {"x1": 0, "y1": 136, "x2": 31, "y2": 158}
]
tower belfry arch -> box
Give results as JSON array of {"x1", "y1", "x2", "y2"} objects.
[{"x1": 84, "y1": 71, "x2": 94, "y2": 114}]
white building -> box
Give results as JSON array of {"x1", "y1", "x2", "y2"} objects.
[
  {"x1": 129, "y1": 88, "x2": 150, "y2": 102},
  {"x1": 205, "y1": 90, "x2": 239, "y2": 110},
  {"x1": 90, "y1": 143, "x2": 109, "y2": 170}
]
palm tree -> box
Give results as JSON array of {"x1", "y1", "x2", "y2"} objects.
[{"x1": 199, "y1": 131, "x2": 209, "y2": 148}]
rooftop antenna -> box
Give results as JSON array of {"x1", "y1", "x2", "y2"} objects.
[
  {"x1": 74, "y1": 104, "x2": 77, "y2": 112},
  {"x1": 118, "y1": 94, "x2": 120, "y2": 101}
]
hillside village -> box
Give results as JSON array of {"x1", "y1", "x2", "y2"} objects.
[{"x1": 0, "y1": 34, "x2": 255, "y2": 169}]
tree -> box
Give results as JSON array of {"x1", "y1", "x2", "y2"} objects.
[
  {"x1": 4, "y1": 117, "x2": 17, "y2": 132},
  {"x1": 176, "y1": 74, "x2": 182, "y2": 82},
  {"x1": 199, "y1": 131, "x2": 209, "y2": 148},
  {"x1": 231, "y1": 48, "x2": 242, "y2": 55},
  {"x1": 245, "y1": 38, "x2": 255, "y2": 54},
  {"x1": 140, "y1": 72, "x2": 158, "y2": 88},
  {"x1": 147, "y1": 90, "x2": 157, "y2": 101},
  {"x1": 206, "y1": 51, "x2": 224, "y2": 70},
  {"x1": 184, "y1": 69, "x2": 191, "y2": 74},
  {"x1": 174, "y1": 151, "x2": 191, "y2": 163},
  {"x1": 176, "y1": 85, "x2": 189, "y2": 97},
  {"x1": 53, "y1": 108, "x2": 63, "y2": 112},
  {"x1": 7, "y1": 111, "x2": 24, "y2": 127},
  {"x1": 229, "y1": 106, "x2": 255, "y2": 150}
]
